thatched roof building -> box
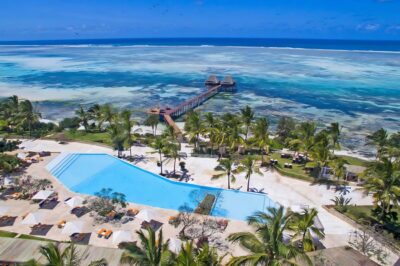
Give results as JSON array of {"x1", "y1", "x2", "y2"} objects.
[{"x1": 205, "y1": 75, "x2": 220, "y2": 85}]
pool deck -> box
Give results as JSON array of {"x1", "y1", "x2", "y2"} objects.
[{"x1": 3, "y1": 138, "x2": 398, "y2": 264}]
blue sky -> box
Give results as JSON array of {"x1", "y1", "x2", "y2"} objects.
[{"x1": 0, "y1": 0, "x2": 399, "y2": 41}]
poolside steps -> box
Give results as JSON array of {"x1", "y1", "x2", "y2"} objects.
[{"x1": 46, "y1": 153, "x2": 79, "y2": 177}]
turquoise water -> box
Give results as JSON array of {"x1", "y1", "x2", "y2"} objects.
[
  {"x1": 0, "y1": 43, "x2": 399, "y2": 155},
  {"x1": 47, "y1": 153, "x2": 277, "y2": 220}
]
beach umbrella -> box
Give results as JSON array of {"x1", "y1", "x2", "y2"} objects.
[
  {"x1": 62, "y1": 220, "x2": 86, "y2": 235},
  {"x1": 31, "y1": 190, "x2": 54, "y2": 201},
  {"x1": 135, "y1": 209, "x2": 161, "y2": 222},
  {"x1": 0, "y1": 206, "x2": 9, "y2": 216},
  {"x1": 112, "y1": 230, "x2": 133, "y2": 245},
  {"x1": 21, "y1": 212, "x2": 46, "y2": 225},
  {"x1": 65, "y1": 196, "x2": 84, "y2": 208},
  {"x1": 168, "y1": 237, "x2": 182, "y2": 253}
]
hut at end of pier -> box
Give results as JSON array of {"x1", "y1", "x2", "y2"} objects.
[{"x1": 205, "y1": 75, "x2": 220, "y2": 86}]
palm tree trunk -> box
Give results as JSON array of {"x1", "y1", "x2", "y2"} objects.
[
  {"x1": 159, "y1": 151, "x2": 163, "y2": 174},
  {"x1": 173, "y1": 157, "x2": 176, "y2": 175},
  {"x1": 227, "y1": 173, "x2": 231, "y2": 189},
  {"x1": 247, "y1": 175, "x2": 251, "y2": 192}
]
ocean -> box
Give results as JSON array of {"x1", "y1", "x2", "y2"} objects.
[{"x1": 0, "y1": 38, "x2": 399, "y2": 155}]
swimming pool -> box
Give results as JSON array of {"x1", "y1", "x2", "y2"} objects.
[{"x1": 47, "y1": 153, "x2": 278, "y2": 220}]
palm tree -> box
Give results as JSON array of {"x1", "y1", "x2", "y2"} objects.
[
  {"x1": 289, "y1": 208, "x2": 325, "y2": 252},
  {"x1": 145, "y1": 114, "x2": 160, "y2": 136},
  {"x1": 363, "y1": 158, "x2": 400, "y2": 222},
  {"x1": 75, "y1": 106, "x2": 90, "y2": 132},
  {"x1": 195, "y1": 243, "x2": 223, "y2": 266},
  {"x1": 240, "y1": 105, "x2": 254, "y2": 141},
  {"x1": 23, "y1": 243, "x2": 107, "y2": 266},
  {"x1": 164, "y1": 141, "x2": 182, "y2": 176},
  {"x1": 120, "y1": 109, "x2": 136, "y2": 157},
  {"x1": 184, "y1": 111, "x2": 204, "y2": 149},
  {"x1": 251, "y1": 117, "x2": 270, "y2": 164},
  {"x1": 88, "y1": 104, "x2": 104, "y2": 131},
  {"x1": 108, "y1": 123, "x2": 125, "y2": 157},
  {"x1": 227, "y1": 207, "x2": 310, "y2": 265},
  {"x1": 120, "y1": 227, "x2": 173, "y2": 266},
  {"x1": 19, "y1": 99, "x2": 41, "y2": 137},
  {"x1": 175, "y1": 241, "x2": 196, "y2": 265},
  {"x1": 176, "y1": 241, "x2": 223, "y2": 266},
  {"x1": 100, "y1": 104, "x2": 116, "y2": 126},
  {"x1": 227, "y1": 122, "x2": 245, "y2": 153},
  {"x1": 312, "y1": 130, "x2": 332, "y2": 178},
  {"x1": 212, "y1": 157, "x2": 236, "y2": 189},
  {"x1": 328, "y1": 122, "x2": 341, "y2": 154},
  {"x1": 366, "y1": 128, "x2": 388, "y2": 159},
  {"x1": 237, "y1": 156, "x2": 262, "y2": 192},
  {"x1": 331, "y1": 157, "x2": 346, "y2": 183},
  {"x1": 296, "y1": 121, "x2": 317, "y2": 161},
  {"x1": 151, "y1": 137, "x2": 166, "y2": 174},
  {"x1": 203, "y1": 112, "x2": 219, "y2": 153}
]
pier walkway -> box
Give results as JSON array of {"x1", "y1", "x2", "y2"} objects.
[{"x1": 148, "y1": 75, "x2": 235, "y2": 138}]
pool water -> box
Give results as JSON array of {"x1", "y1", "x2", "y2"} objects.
[{"x1": 47, "y1": 153, "x2": 278, "y2": 220}]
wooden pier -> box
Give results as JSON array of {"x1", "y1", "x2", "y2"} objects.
[{"x1": 149, "y1": 75, "x2": 235, "y2": 137}]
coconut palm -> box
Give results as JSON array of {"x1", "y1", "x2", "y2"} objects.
[
  {"x1": 227, "y1": 207, "x2": 311, "y2": 266},
  {"x1": 164, "y1": 141, "x2": 182, "y2": 176},
  {"x1": 100, "y1": 104, "x2": 116, "y2": 126},
  {"x1": 312, "y1": 130, "x2": 332, "y2": 178},
  {"x1": 88, "y1": 104, "x2": 104, "y2": 131},
  {"x1": 366, "y1": 128, "x2": 389, "y2": 159},
  {"x1": 176, "y1": 241, "x2": 223, "y2": 266},
  {"x1": 237, "y1": 156, "x2": 262, "y2": 192},
  {"x1": 75, "y1": 106, "x2": 90, "y2": 132},
  {"x1": 203, "y1": 112, "x2": 219, "y2": 153},
  {"x1": 145, "y1": 114, "x2": 160, "y2": 136},
  {"x1": 151, "y1": 137, "x2": 167, "y2": 174},
  {"x1": 331, "y1": 157, "x2": 346, "y2": 183},
  {"x1": 120, "y1": 227, "x2": 173, "y2": 266},
  {"x1": 363, "y1": 158, "x2": 400, "y2": 222},
  {"x1": 227, "y1": 122, "x2": 245, "y2": 153},
  {"x1": 175, "y1": 241, "x2": 196, "y2": 265},
  {"x1": 289, "y1": 208, "x2": 325, "y2": 252},
  {"x1": 184, "y1": 111, "x2": 204, "y2": 149},
  {"x1": 328, "y1": 122, "x2": 341, "y2": 154},
  {"x1": 212, "y1": 157, "x2": 237, "y2": 189},
  {"x1": 240, "y1": 105, "x2": 254, "y2": 141},
  {"x1": 18, "y1": 99, "x2": 41, "y2": 137},
  {"x1": 120, "y1": 109, "x2": 136, "y2": 157},
  {"x1": 23, "y1": 243, "x2": 107, "y2": 266},
  {"x1": 296, "y1": 121, "x2": 317, "y2": 161},
  {"x1": 251, "y1": 117, "x2": 270, "y2": 164},
  {"x1": 108, "y1": 123, "x2": 125, "y2": 157}
]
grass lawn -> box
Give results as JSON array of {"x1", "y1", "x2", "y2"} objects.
[
  {"x1": 49, "y1": 131, "x2": 112, "y2": 146},
  {"x1": 0, "y1": 230, "x2": 17, "y2": 238},
  {"x1": 269, "y1": 153, "x2": 315, "y2": 182},
  {"x1": 337, "y1": 155, "x2": 368, "y2": 167},
  {"x1": 342, "y1": 205, "x2": 400, "y2": 247}
]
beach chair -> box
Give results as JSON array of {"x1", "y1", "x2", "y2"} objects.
[
  {"x1": 126, "y1": 208, "x2": 139, "y2": 216},
  {"x1": 57, "y1": 220, "x2": 66, "y2": 228},
  {"x1": 106, "y1": 210, "x2": 117, "y2": 219},
  {"x1": 217, "y1": 219, "x2": 229, "y2": 230},
  {"x1": 97, "y1": 228, "x2": 107, "y2": 238},
  {"x1": 104, "y1": 230, "x2": 113, "y2": 239}
]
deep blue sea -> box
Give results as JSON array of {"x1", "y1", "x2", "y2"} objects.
[{"x1": 0, "y1": 38, "x2": 399, "y2": 155}]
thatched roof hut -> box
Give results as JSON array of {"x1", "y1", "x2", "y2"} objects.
[
  {"x1": 221, "y1": 75, "x2": 235, "y2": 86},
  {"x1": 205, "y1": 75, "x2": 220, "y2": 85}
]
